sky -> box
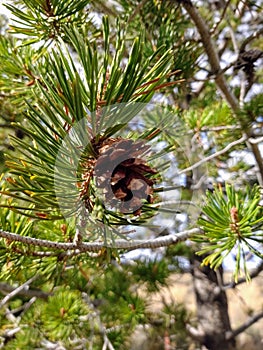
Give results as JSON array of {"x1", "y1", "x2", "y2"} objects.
[{"x1": 0, "y1": 1, "x2": 9, "y2": 16}]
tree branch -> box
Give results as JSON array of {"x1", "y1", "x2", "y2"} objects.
[
  {"x1": 1, "y1": 326, "x2": 21, "y2": 340},
  {"x1": 73, "y1": 207, "x2": 87, "y2": 246},
  {"x1": 223, "y1": 261, "x2": 263, "y2": 290},
  {"x1": 178, "y1": 135, "x2": 247, "y2": 174},
  {"x1": 82, "y1": 292, "x2": 116, "y2": 350},
  {"x1": 0, "y1": 228, "x2": 201, "y2": 252},
  {"x1": 0, "y1": 275, "x2": 39, "y2": 309},
  {"x1": 247, "y1": 141, "x2": 263, "y2": 185},
  {"x1": 181, "y1": 0, "x2": 239, "y2": 111},
  {"x1": 186, "y1": 324, "x2": 205, "y2": 342},
  {"x1": 210, "y1": 0, "x2": 232, "y2": 35},
  {"x1": 226, "y1": 310, "x2": 263, "y2": 340},
  {"x1": 0, "y1": 124, "x2": 16, "y2": 129},
  {"x1": 249, "y1": 136, "x2": 263, "y2": 145},
  {"x1": 0, "y1": 283, "x2": 51, "y2": 300},
  {"x1": 239, "y1": 27, "x2": 263, "y2": 53},
  {"x1": 127, "y1": 0, "x2": 148, "y2": 25},
  {"x1": 180, "y1": 0, "x2": 263, "y2": 185}
]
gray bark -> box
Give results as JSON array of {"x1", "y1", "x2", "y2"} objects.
[{"x1": 191, "y1": 257, "x2": 236, "y2": 350}]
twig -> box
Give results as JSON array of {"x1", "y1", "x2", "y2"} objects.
[
  {"x1": 7, "y1": 245, "x2": 58, "y2": 257},
  {"x1": 0, "y1": 275, "x2": 39, "y2": 309},
  {"x1": 223, "y1": 261, "x2": 263, "y2": 290},
  {"x1": 0, "y1": 124, "x2": 16, "y2": 129},
  {"x1": 73, "y1": 207, "x2": 87, "y2": 246},
  {"x1": 0, "y1": 283, "x2": 51, "y2": 300},
  {"x1": 179, "y1": 0, "x2": 263, "y2": 184},
  {"x1": 154, "y1": 200, "x2": 200, "y2": 208},
  {"x1": 248, "y1": 142, "x2": 263, "y2": 186},
  {"x1": 210, "y1": 0, "x2": 232, "y2": 35},
  {"x1": 1, "y1": 326, "x2": 21, "y2": 340},
  {"x1": 226, "y1": 310, "x2": 263, "y2": 340},
  {"x1": 180, "y1": 0, "x2": 239, "y2": 111},
  {"x1": 127, "y1": 0, "x2": 148, "y2": 25},
  {"x1": 178, "y1": 135, "x2": 247, "y2": 174},
  {"x1": 82, "y1": 293, "x2": 116, "y2": 350},
  {"x1": 239, "y1": 71, "x2": 246, "y2": 108},
  {"x1": 102, "y1": 337, "x2": 115, "y2": 350},
  {"x1": 186, "y1": 125, "x2": 241, "y2": 133},
  {"x1": 249, "y1": 136, "x2": 263, "y2": 145},
  {"x1": 19, "y1": 297, "x2": 37, "y2": 318},
  {"x1": 227, "y1": 20, "x2": 239, "y2": 55},
  {"x1": 90, "y1": 0, "x2": 117, "y2": 17},
  {"x1": 0, "y1": 229, "x2": 80, "y2": 250},
  {"x1": 186, "y1": 324, "x2": 205, "y2": 342},
  {"x1": 4, "y1": 307, "x2": 17, "y2": 323},
  {"x1": 0, "y1": 228, "x2": 200, "y2": 252},
  {"x1": 239, "y1": 27, "x2": 263, "y2": 53},
  {"x1": 227, "y1": 19, "x2": 246, "y2": 106}
]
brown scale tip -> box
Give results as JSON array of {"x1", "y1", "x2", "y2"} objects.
[{"x1": 93, "y1": 138, "x2": 158, "y2": 215}]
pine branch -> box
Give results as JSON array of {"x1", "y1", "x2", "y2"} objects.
[
  {"x1": 73, "y1": 207, "x2": 87, "y2": 246},
  {"x1": 0, "y1": 275, "x2": 39, "y2": 309},
  {"x1": 180, "y1": 0, "x2": 263, "y2": 185},
  {"x1": 0, "y1": 283, "x2": 51, "y2": 300},
  {"x1": 239, "y1": 27, "x2": 263, "y2": 53},
  {"x1": 226, "y1": 310, "x2": 263, "y2": 340},
  {"x1": 186, "y1": 324, "x2": 205, "y2": 342},
  {"x1": 82, "y1": 292, "x2": 116, "y2": 350},
  {"x1": 210, "y1": 0, "x2": 232, "y2": 35},
  {"x1": 180, "y1": 0, "x2": 239, "y2": 110},
  {"x1": 178, "y1": 135, "x2": 247, "y2": 174},
  {"x1": 0, "y1": 124, "x2": 16, "y2": 129},
  {"x1": 1, "y1": 326, "x2": 21, "y2": 340},
  {"x1": 249, "y1": 137, "x2": 263, "y2": 145},
  {"x1": 0, "y1": 228, "x2": 200, "y2": 252},
  {"x1": 127, "y1": 0, "x2": 148, "y2": 25},
  {"x1": 223, "y1": 261, "x2": 263, "y2": 290}
]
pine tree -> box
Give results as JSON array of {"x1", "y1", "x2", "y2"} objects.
[{"x1": 0, "y1": 1, "x2": 262, "y2": 349}]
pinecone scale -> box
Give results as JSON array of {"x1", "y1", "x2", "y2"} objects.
[{"x1": 81, "y1": 137, "x2": 158, "y2": 217}]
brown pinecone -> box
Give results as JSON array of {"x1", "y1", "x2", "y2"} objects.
[{"x1": 81, "y1": 137, "x2": 158, "y2": 216}]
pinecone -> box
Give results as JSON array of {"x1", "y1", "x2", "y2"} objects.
[{"x1": 81, "y1": 137, "x2": 158, "y2": 216}]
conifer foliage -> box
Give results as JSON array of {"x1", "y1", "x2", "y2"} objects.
[{"x1": 0, "y1": 1, "x2": 262, "y2": 349}]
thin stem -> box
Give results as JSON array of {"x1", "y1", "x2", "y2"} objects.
[
  {"x1": 82, "y1": 292, "x2": 116, "y2": 350},
  {"x1": 249, "y1": 136, "x2": 263, "y2": 144},
  {"x1": 0, "y1": 282, "x2": 51, "y2": 300},
  {"x1": 239, "y1": 27, "x2": 263, "y2": 53},
  {"x1": 0, "y1": 124, "x2": 16, "y2": 129},
  {"x1": 226, "y1": 310, "x2": 263, "y2": 340},
  {"x1": 73, "y1": 206, "x2": 87, "y2": 246},
  {"x1": 0, "y1": 228, "x2": 200, "y2": 252},
  {"x1": 127, "y1": 0, "x2": 148, "y2": 25},
  {"x1": 223, "y1": 261, "x2": 263, "y2": 290},
  {"x1": 0, "y1": 275, "x2": 39, "y2": 309},
  {"x1": 181, "y1": 0, "x2": 239, "y2": 111},
  {"x1": 180, "y1": 0, "x2": 263, "y2": 184},
  {"x1": 178, "y1": 135, "x2": 247, "y2": 174},
  {"x1": 210, "y1": 0, "x2": 232, "y2": 35}
]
